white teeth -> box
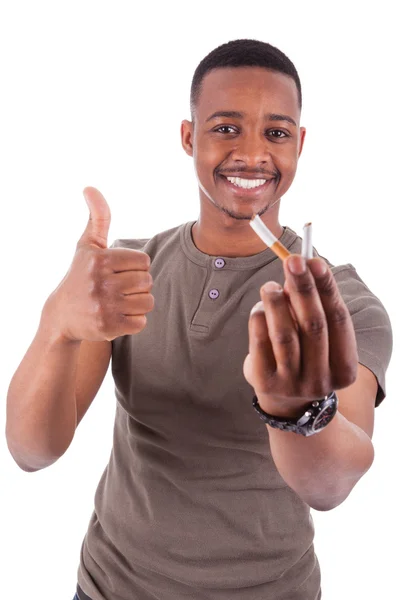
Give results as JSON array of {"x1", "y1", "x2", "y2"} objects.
[{"x1": 226, "y1": 177, "x2": 267, "y2": 189}]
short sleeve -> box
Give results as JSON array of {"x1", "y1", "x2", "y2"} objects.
[
  {"x1": 332, "y1": 264, "x2": 393, "y2": 406},
  {"x1": 109, "y1": 238, "x2": 150, "y2": 251}
]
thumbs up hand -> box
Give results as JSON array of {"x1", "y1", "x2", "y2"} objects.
[
  {"x1": 78, "y1": 186, "x2": 112, "y2": 249},
  {"x1": 43, "y1": 187, "x2": 154, "y2": 342}
]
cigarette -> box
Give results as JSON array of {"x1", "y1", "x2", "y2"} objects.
[
  {"x1": 301, "y1": 222, "x2": 313, "y2": 259},
  {"x1": 249, "y1": 214, "x2": 291, "y2": 261}
]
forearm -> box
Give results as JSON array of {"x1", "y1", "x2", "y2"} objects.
[
  {"x1": 265, "y1": 408, "x2": 374, "y2": 511},
  {"x1": 6, "y1": 298, "x2": 81, "y2": 471}
]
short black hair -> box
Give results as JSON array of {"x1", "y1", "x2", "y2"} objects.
[{"x1": 190, "y1": 39, "x2": 302, "y2": 119}]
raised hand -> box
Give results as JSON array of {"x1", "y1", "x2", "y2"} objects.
[
  {"x1": 43, "y1": 187, "x2": 154, "y2": 342},
  {"x1": 243, "y1": 254, "x2": 358, "y2": 417}
]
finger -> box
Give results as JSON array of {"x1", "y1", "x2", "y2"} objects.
[
  {"x1": 104, "y1": 315, "x2": 148, "y2": 340},
  {"x1": 260, "y1": 281, "x2": 301, "y2": 379},
  {"x1": 110, "y1": 270, "x2": 153, "y2": 294},
  {"x1": 283, "y1": 280, "x2": 299, "y2": 332},
  {"x1": 283, "y1": 254, "x2": 330, "y2": 395},
  {"x1": 308, "y1": 258, "x2": 358, "y2": 389},
  {"x1": 109, "y1": 248, "x2": 151, "y2": 272},
  {"x1": 248, "y1": 300, "x2": 276, "y2": 385},
  {"x1": 120, "y1": 292, "x2": 155, "y2": 316},
  {"x1": 78, "y1": 187, "x2": 111, "y2": 249}
]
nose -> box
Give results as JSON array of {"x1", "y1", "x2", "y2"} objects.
[{"x1": 230, "y1": 131, "x2": 270, "y2": 168}]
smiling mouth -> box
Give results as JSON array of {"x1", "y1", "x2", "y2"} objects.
[
  {"x1": 218, "y1": 174, "x2": 275, "y2": 194},
  {"x1": 225, "y1": 176, "x2": 269, "y2": 189}
]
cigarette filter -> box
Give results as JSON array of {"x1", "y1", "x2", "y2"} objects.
[{"x1": 249, "y1": 214, "x2": 291, "y2": 261}]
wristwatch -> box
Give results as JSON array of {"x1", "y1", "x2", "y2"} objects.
[{"x1": 252, "y1": 391, "x2": 339, "y2": 437}]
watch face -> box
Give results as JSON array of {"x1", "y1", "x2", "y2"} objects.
[{"x1": 312, "y1": 403, "x2": 336, "y2": 431}]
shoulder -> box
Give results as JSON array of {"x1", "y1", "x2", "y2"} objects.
[
  {"x1": 319, "y1": 260, "x2": 392, "y2": 406},
  {"x1": 327, "y1": 262, "x2": 390, "y2": 325},
  {"x1": 110, "y1": 222, "x2": 186, "y2": 254}
]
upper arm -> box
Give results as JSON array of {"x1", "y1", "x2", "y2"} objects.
[
  {"x1": 75, "y1": 340, "x2": 112, "y2": 426},
  {"x1": 336, "y1": 362, "x2": 378, "y2": 439},
  {"x1": 334, "y1": 265, "x2": 392, "y2": 408}
]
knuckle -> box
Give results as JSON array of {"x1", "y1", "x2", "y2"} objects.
[
  {"x1": 330, "y1": 304, "x2": 350, "y2": 326},
  {"x1": 254, "y1": 337, "x2": 268, "y2": 350},
  {"x1": 302, "y1": 316, "x2": 326, "y2": 337},
  {"x1": 273, "y1": 329, "x2": 296, "y2": 346},
  {"x1": 138, "y1": 251, "x2": 151, "y2": 270},
  {"x1": 147, "y1": 293, "x2": 155, "y2": 311},
  {"x1": 130, "y1": 314, "x2": 147, "y2": 333},
  {"x1": 316, "y1": 275, "x2": 336, "y2": 297},
  {"x1": 146, "y1": 272, "x2": 153, "y2": 289},
  {"x1": 138, "y1": 314, "x2": 148, "y2": 331},
  {"x1": 295, "y1": 279, "x2": 315, "y2": 296},
  {"x1": 139, "y1": 293, "x2": 155, "y2": 313}
]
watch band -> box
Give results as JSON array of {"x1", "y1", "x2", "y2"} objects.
[{"x1": 252, "y1": 392, "x2": 338, "y2": 436}]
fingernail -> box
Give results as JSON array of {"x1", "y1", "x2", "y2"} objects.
[
  {"x1": 250, "y1": 300, "x2": 265, "y2": 316},
  {"x1": 288, "y1": 255, "x2": 306, "y2": 275},
  {"x1": 262, "y1": 281, "x2": 282, "y2": 294},
  {"x1": 309, "y1": 259, "x2": 328, "y2": 277}
]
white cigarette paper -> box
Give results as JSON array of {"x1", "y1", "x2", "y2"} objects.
[
  {"x1": 249, "y1": 214, "x2": 278, "y2": 246},
  {"x1": 301, "y1": 222, "x2": 313, "y2": 259},
  {"x1": 249, "y1": 214, "x2": 291, "y2": 260}
]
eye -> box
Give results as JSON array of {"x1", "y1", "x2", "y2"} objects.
[
  {"x1": 214, "y1": 125, "x2": 238, "y2": 134},
  {"x1": 267, "y1": 129, "x2": 289, "y2": 139}
]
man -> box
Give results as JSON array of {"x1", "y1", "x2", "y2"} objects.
[{"x1": 6, "y1": 39, "x2": 392, "y2": 600}]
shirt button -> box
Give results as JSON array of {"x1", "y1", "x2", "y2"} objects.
[
  {"x1": 209, "y1": 288, "x2": 220, "y2": 300},
  {"x1": 215, "y1": 258, "x2": 225, "y2": 269}
]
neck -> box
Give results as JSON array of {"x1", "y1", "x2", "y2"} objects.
[{"x1": 191, "y1": 201, "x2": 284, "y2": 258}]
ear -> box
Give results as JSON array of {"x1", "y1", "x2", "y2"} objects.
[
  {"x1": 298, "y1": 126, "x2": 306, "y2": 158},
  {"x1": 181, "y1": 120, "x2": 194, "y2": 157}
]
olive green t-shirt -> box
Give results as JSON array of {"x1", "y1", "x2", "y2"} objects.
[{"x1": 77, "y1": 222, "x2": 392, "y2": 600}]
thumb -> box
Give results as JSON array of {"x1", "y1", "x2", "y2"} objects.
[{"x1": 78, "y1": 186, "x2": 111, "y2": 249}]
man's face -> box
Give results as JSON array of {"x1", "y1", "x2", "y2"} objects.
[{"x1": 181, "y1": 67, "x2": 306, "y2": 221}]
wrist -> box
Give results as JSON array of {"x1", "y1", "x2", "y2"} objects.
[
  {"x1": 254, "y1": 393, "x2": 312, "y2": 419},
  {"x1": 40, "y1": 296, "x2": 82, "y2": 346},
  {"x1": 253, "y1": 392, "x2": 339, "y2": 437}
]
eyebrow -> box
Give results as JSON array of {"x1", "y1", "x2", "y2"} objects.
[{"x1": 205, "y1": 111, "x2": 297, "y2": 127}]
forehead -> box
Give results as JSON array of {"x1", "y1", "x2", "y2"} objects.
[{"x1": 197, "y1": 67, "x2": 299, "y2": 121}]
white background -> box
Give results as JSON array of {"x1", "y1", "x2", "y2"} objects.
[{"x1": 1, "y1": 1, "x2": 398, "y2": 599}]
